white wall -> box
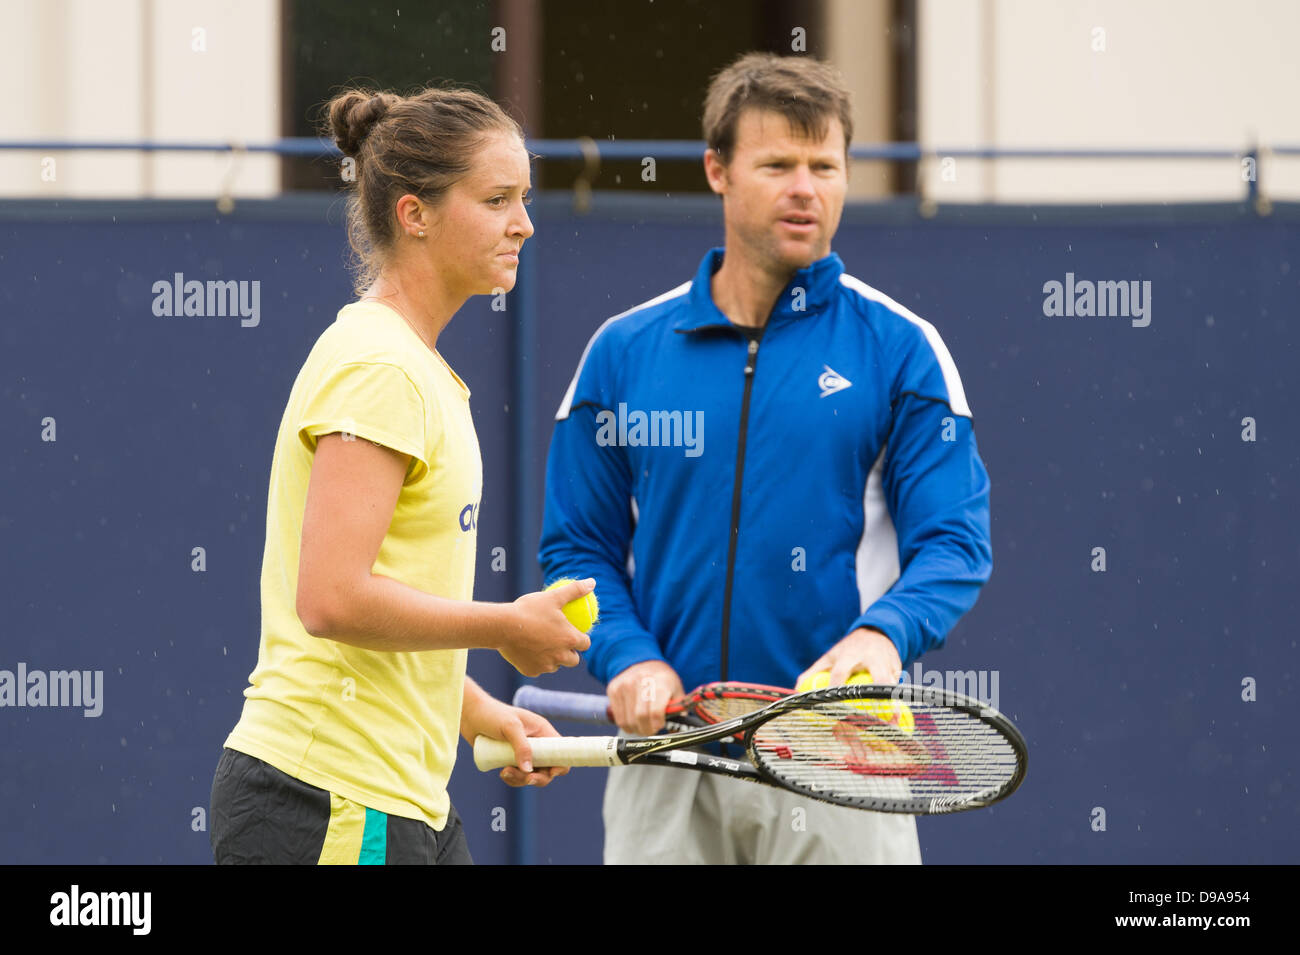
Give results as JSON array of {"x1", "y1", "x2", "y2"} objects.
[
  {"x1": 0, "y1": 0, "x2": 279, "y2": 199},
  {"x1": 827, "y1": 0, "x2": 894, "y2": 198},
  {"x1": 3, "y1": 0, "x2": 1297, "y2": 203},
  {"x1": 918, "y1": 0, "x2": 1300, "y2": 202}
]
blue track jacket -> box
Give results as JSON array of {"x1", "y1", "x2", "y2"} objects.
[{"x1": 539, "y1": 248, "x2": 992, "y2": 693}]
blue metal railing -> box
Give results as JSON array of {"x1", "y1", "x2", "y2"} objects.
[
  {"x1": 3, "y1": 136, "x2": 1296, "y2": 162},
  {"x1": 3, "y1": 137, "x2": 1293, "y2": 207}
]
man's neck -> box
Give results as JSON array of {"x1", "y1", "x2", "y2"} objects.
[{"x1": 709, "y1": 248, "x2": 809, "y2": 329}]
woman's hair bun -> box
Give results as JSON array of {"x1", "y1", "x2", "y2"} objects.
[{"x1": 328, "y1": 90, "x2": 398, "y2": 156}]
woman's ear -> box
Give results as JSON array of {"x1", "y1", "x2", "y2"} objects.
[{"x1": 394, "y1": 193, "x2": 433, "y2": 240}]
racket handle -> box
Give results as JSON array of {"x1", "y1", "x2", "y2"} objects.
[
  {"x1": 512, "y1": 685, "x2": 613, "y2": 724},
  {"x1": 473, "y1": 735, "x2": 622, "y2": 770}
]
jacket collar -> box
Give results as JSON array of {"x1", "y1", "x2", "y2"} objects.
[{"x1": 675, "y1": 246, "x2": 845, "y2": 332}]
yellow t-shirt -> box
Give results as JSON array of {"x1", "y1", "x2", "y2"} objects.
[{"x1": 224, "y1": 300, "x2": 482, "y2": 831}]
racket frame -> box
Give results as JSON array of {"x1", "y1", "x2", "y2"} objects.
[{"x1": 484, "y1": 683, "x2": 1029, "y2": 815}]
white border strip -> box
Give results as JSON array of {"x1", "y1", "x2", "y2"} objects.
[
  {"x1": 839, "y1": 274, "x2": 972, "y2": 418},
  {"x1": 856, "y1": 444, "x2": 901, "y2": 613},
  {"x1": 555, "y1": 281, "x2": 693, "y2": 420}
]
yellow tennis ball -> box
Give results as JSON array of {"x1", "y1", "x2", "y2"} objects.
[
  {"x1": 546, "y1": 578, "x2": 599, "y2": 633},
  {"x1": 795, "y1": 670, "x2": 832, "y2": 694},
  {"x1": 797, "y1": 669, "x2": 914, "y2": 732},
  {"x1": 848, "y1": 672, "x2": 915, "y2": 733},
  {"x1": 797, "y1": 669, "x2": 868, "y2": 693}
]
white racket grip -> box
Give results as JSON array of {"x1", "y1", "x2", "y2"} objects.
[{"x1": 473, "y1": 735, "x2": 623, "y2": 770}]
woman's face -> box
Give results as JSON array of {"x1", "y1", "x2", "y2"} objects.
[{"x1": 425, "y1": 131, "x2": 534, "y2": 297}]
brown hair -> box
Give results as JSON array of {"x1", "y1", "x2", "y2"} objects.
[
  {"x1": 324, "y1": 85, "x2": 524, "y2": 293},
  {"x1": 702, "y1": 53, "x2": 853, "y2": 163}
]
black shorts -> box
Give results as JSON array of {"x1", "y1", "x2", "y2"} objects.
[{"x1": 209, "y1": 747, "x2": 472, "y2": 865}]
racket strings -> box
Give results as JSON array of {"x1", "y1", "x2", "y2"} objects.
[
  {"x1": 693, "y1": 695, "x2": 782, "y2": 723},
  {"x1": 749, "y1": 701, "x2": 1022, "y2": 806},
  {"x1": 688, "y1": 684, "x2": 789, "y2": 731}
]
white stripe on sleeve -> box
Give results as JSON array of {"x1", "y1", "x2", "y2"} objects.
[
  {"x1": 839, "y1": 273, "x2": 972, "y2": 418},
  {"x1": 555, "y1": 281, "x2": 692, "y2": 420}
]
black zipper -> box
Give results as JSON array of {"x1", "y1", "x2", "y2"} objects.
[{"x1": 719, "y1": 332, "x2": 762, "y2": 682}]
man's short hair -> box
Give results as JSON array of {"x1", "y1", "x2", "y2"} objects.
[{"x1": 702, "y1": 52, "x2": 853, "y2": 162}]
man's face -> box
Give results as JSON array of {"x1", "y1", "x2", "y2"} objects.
[{"x1": 705, "y1": 108, "x2": 848, "y2": 273}]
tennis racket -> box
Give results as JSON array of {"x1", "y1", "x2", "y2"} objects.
[
  {"x1": 512, "y1": 680, "x2": 792, "y2": 737},
  {"x1": 480, "y1": 683, "x2": 1028, "y2": 815}
]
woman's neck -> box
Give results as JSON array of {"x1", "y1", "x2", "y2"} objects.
[{"x1": 363, "y1": 270, "x2": 464, "y2": 352}]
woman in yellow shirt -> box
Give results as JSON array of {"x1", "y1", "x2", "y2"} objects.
[{"x1": 210, "y1": 85, "x2": 592, "y2": 864}]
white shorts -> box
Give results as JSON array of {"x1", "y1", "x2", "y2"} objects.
[{"x1": 602, "y1": 759, "x2": 922, "y2": 865}]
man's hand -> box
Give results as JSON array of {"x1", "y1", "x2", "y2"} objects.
[
  {"x1": 796, "y1": 626, "x2": 903, "y2": 688},
  {"x1": 460, "y1": 678, "x2": 569, "y2": 788},
  {"x1": 606, "y1": 660, "x2": 684, "y2": 736}
]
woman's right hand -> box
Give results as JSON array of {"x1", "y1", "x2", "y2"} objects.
[{"x1": 499, "y1": 578, "x2": 595, "y2": 677}]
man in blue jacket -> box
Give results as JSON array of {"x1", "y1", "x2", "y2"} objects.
[{"x1": 539, "y1": 52, "x2": 992, "y2": 864}]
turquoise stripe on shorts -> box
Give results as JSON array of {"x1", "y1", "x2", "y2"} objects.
[{"x1": 358, "y1": 807, "x2": 388, "y2": 865}]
